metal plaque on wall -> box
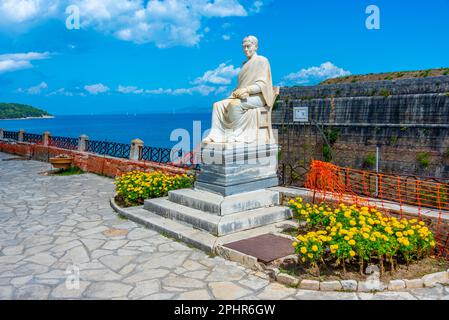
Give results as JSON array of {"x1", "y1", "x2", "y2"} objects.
[{"x1": 293, "y1": 107, "x2": 309, "y2": 123}]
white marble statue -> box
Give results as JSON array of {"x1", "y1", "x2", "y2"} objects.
[{"x1": 202, "y1": 35, "x2": 275, "y2": 144}]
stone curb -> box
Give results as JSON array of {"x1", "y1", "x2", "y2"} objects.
[
  {"x1": 271, "y1": 262, "x2": 449, "y2": 292},
  {"x1": 214, "y1": 245, "x2": 264, "y2": 272}
]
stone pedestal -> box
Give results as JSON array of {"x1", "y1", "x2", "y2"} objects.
[
  {"x1": 142, "y1": 142, "x2": 290, "y2": 237},
  {"x1": 195, "y1": 143, "x2": 279, "y2": 196}
]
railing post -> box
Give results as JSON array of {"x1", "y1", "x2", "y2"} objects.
[
  {"x1": 0, "y1": 128, "x2": 3, "y2": 139},
  {"x1": 42, "y1": 131, "x2": 51, "y2": 147},
  {"x1": 43, "y1": 131, "x2": 52, "y2": 147},
  {"x1": 130, "y1": 138, "x2": 144, "y2": 161},
  {"x1": 18, "y1": 129, "x2": 25, "y2": 142},
  {"x1": 78, "y1": 134, "x2": 89, "y2": 152}
]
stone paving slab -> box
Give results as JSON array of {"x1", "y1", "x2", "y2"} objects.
[{"x1": 0, "y1": 151, "x2": 448, "y2": 300}]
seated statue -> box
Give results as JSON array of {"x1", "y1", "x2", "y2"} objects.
[{"x1": 202, "y1": 35, "x2": 275, "y2": 144}]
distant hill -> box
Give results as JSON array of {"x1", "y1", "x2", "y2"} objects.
[
  {"x1": 320, "y1": 68, "x2": 449, "y2": 85},
  {"x1": 0, "y1": 103, "x2": 52, "y2": 119}
]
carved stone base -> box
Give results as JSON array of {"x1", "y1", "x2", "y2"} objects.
[{"x1": 195, "y1": 143, "x2": 279, "y2": 196}]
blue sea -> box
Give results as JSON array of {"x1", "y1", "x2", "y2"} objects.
[{"x1": 0, "y1": 113, "x2": 212, "y2": 150}]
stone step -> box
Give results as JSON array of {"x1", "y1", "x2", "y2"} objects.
[
  {"x1": 111, "y1": 198, "x2": 298, "y2": 254},
  {"x1": 116, "y1": 206, "x2": 217, "y2": 252},
  {"x1": 144, "y1": 197, "x2": 292, "y2": 236},
  {"x1": 168, "y1": 188, "x2": 280, "y2": 216}
]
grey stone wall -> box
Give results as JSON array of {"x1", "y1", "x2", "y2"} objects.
[{"x1": 273, "y1": 76, "x2": 449, "y2": 181}]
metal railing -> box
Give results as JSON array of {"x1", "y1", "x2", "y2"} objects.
[
  {"x1": 86, "y1": 140, "x2": 131, "y2": 159},
  {"x1": 3, "y1": 130, "x2": 19, "y2": 140},
  {"x1": 0, "y1": 129, "x2": 195, "y2": 168}
]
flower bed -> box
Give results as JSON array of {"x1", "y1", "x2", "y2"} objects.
[
  {"x1": 114, "y1": 170, "x2": 194, "y2": 207},
  {"x1": 288, "y1": 197, "x2": 438, "y2": 276}
]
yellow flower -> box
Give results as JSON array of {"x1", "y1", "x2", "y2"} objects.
[
  {"x1": 396, "y1": 232, "x2": 403, "y2": 237},
  {"x1": 312, "y1": 245, "x2": 318, "y2": 252},
  {"x1": 308, "y1": 253, "x2": 313, "y2": 259},
  {"x1": 300, "y1": 247, "x2": 307, "y2": 254},
  {"x1": 363, "y1": 233, "x2": 369, "y2": 239},
  {"x1": 292, "y1": 242, "x2": 298, "y2": 247},
  {"x1": 349, "y1": 250, "x2": 356, "y2": 257},
  {"x1": 348, "y1": 239, "x2": 356, "y2": 245}
]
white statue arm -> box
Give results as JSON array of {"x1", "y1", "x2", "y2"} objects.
[{"x1": 246, "y1": 84, "x2": 262, "y2": 95}]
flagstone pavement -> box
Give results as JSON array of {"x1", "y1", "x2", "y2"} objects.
[{"x1": 0, "y1": 152, "x2": 448, "y2": 300}]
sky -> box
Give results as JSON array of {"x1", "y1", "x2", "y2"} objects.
[{"x1": 0, "y1": 0, "x2": 448, "y2": 115}]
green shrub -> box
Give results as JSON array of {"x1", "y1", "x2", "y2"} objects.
[
  {"x1": 416, "y1": 152, "x2": 431, "y2": 168},
  {"x1": 388, "y1": 135, "x2": 398, "y2": 145},
  {"x1": 321, "y1": 128, "x2": 339, "y2": 162},
  {"x1": 322, "y1": 144, "x2": 332, "y2": 162},
  {"x1": 54, "y1": 166, "x2": 84, "y2": 176},
  {"x1": 420, "y1": 70, "x2": 431, "y2": 77},
  {"x1": 363, "y1": 153, "x2": 376, "y2": 168},
  {"x1": 379, "y1": 89, "x2": 391, "y2": 97}
]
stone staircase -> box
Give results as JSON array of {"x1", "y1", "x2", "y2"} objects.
[{"x1": 143, "y1": 188, "x2": 292, "y2": 237}]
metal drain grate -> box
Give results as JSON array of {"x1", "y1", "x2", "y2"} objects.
[{"x1": 223, "y1": 234, "x2": 295, "y2": 264}]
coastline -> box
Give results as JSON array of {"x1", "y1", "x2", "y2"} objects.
[{"x1": 0, "y1": 115, "x2": 55, "y2": 121}]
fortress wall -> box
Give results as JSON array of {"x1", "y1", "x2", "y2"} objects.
[{"x1": 273, "y1": 76, "x2": 449, "y2": 181}]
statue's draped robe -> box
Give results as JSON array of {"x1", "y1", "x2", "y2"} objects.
[{"x1": 206, "y1": 54, "x2": 275, "y2": 143}]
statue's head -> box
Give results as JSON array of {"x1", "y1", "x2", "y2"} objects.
[{"x1": 242, "y1": 35, "x2": 258, "y2": 59}]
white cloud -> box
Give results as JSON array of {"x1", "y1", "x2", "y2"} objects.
[
  {"x1": 198, "y1": 0, "x2": 246, "y2": 17},
  {"x1": 116, "y1": 84, "x2": 218, "y2": 96},
  {"x1": 115, "y1": 62, "x2": 240, "y2": 96},
  {"x1": 249, "y1": 0, "x2": 264, "y2": 13},
  {"x1": 48, "y1": 88, "x2": 74, "y2": 96},
  {"x1": 17, "y1": 81, "x2": 48, "y2": 94},
  {"x1": 281, "y1": 62, "x2": 351, "y2": 86},
  {"x1": 144, "y1": 88, "x2": 174, "y2": 95},
  {"x1": 0, "y1": 0, "x2": 254, "y2": 47},
  {"x1": 117, "y1": 85, "x2": 143, "y2": 94},
  {"x1": 222, "y1": 34, "x2": 231, "y2": 41},
  {"x1": 193, "y1": 62, "x2": 240, "y2": 85},
  {"x1": 84, "y1": 83, "x2": 110, "y2": 94},
  {"x1": 0, "y1": 0, "x2": 59, "y2": 27},
  {"x1": 173, "y1": 85, "x2": 216, "y2": 96},
  {"x1": 0, "y1": 51, "x2": 51, "y2": 74}
]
